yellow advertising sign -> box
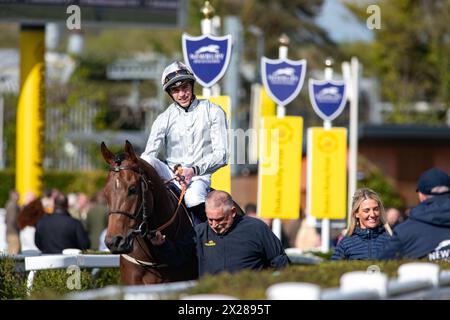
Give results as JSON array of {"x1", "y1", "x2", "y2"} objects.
[
  {"x1": 249, "y1": 84, "x2": 276, "y2": 163},
  {"x1": 260, "y1": 86, "x2": 276, "y2": 117},
  {"x1": 257, "y1": 116, "x2": 303, "y2": 219},
  {"x1": 307, "y1": 127, "x2": 347, "y2": 219},
  {"x1": 199, "y1": 95, "x2": 231, "y2": 193},
  {"x1": 16, "y1": 26, "x2": 45, "y2": 204}
]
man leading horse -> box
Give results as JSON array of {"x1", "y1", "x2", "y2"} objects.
[
  {"x1": 149, "y1": 190, "x2": 290, "y2": 276},
  {"x1": 140, "y1": 61, "x2": 229, "y2": 225}
]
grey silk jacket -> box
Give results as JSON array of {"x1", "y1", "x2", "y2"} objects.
[{"x1": 141, "y1": 98, "x2": 229, "y2": 176}]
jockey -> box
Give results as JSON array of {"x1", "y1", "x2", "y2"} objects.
[{"x1": 140, "y1": 61, "x2": 229, "y2": 224}]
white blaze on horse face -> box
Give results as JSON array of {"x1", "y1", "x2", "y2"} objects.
[{"x1": 116, "y1": 178, "x2": 120, "y2": 190}]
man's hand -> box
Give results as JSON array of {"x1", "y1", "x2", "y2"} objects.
[
  {"x1": 181, "y1": 167, "x2": 195, "y2": 186},
  {"x1": 150, "y1": 231, "x2": 166, "y2": 246}
]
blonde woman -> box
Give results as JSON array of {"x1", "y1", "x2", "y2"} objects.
[{"x1": 332, "y1": 188, "x2": 392, "y2": 260}]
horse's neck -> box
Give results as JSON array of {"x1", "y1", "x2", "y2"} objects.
[{"x1": 140, "y1": 161, "x2": 176, "y2": 227}]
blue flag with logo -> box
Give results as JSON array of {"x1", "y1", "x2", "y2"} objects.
[
  {"x1": 308, "y1": 79, "x2": 347, "y2": 121},
  {"x1": 261, "y1": 57, "x2": 307, "y2": 106},
  {"x1": 182, "y1": 33, "x2": 232, "y2": 88}
]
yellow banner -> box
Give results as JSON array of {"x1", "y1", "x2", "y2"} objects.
[
  {"x1": 199, "y1": 95, "x2": 231, "y2": 193},
  {"x1": 307, "y1": 127, "x2": 347, "y2": 219},
  {"x1": 16, "y1": 26, "x2": 45, "y2": 205},
  {"x1": 249, "y1": 84, "x2": 276, "y2": 163},
  {"x1": 257, "y1": 116, "x2": 303, "y2": 219},
  {"x1": 260, "y1": 86, "x2": 276, "y2": 117}
]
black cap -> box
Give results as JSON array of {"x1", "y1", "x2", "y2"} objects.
[{"x1": 416, "y1": 168, "x2": 450, "y2": 195}]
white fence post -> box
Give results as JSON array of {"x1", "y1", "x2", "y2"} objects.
[{"x1": 266, "y1": 282, "x2": 321, "y2": 300}]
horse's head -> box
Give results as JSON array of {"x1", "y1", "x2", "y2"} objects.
[{"x1": 101, "y1": 140, "x2": 154, "y2": 254}]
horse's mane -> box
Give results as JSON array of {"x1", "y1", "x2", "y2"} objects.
[
  {"x1": 137, "y1": 158, "x2": 164, "y2": 187},
  {"x1": 110, "y1": 149, "x2": 172, "y2": 200},
  {"x1": 18, "y1": 198, "x2": 46, "y2": 229}
]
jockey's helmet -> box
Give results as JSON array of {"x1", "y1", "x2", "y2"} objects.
[{"x1": 161, "y1": 61, "x2": 196, "y2": 92}]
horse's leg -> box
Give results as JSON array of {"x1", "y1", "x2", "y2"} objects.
[
  {"x1": 142, "y1": 271, "x2": 165, "y2": 285},
  {"x1": 120, "y1": 257, "x2": 145, "y2": 285}
]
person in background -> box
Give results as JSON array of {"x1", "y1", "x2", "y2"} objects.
[
  {"x1": 17, "y1": 192, "x2": 43, "y2": 253},
  {"x1": 5, "y1": 190, "x2": 20, "y2": 254},
  {"x1": 332, "y1": 188, "x2": 392, "y2": 260},
  {"x1": 67, "y1": 192, "x2": 78, "y2": 218},
  {"x1": 244, "y1": 203, "x2": 257, "y2": 216},
  {"x1": 293, "y1": 209, "x2": 321, "y2": 251},
  {"x1": 75, "y1": 192, "x2": 90, "y2": 221},
  {"x1": 41, "y1": 189, "x2": 54, "y2": 214},
  {"x1": 385, "y1": 207, "x2": 404, "y2": 228},
  {"x1": 35, "y1": 193, "x2": 90, "y2": 253},
  {"x1": 151, "y1": 190, "x2": 290, "y2": 276},
  {"x1": 244, "y1": 203, "x2": 272, "y2": 227},
  {"x1": 379, "y1": 168, "x2": 450, "y2": 261},
  {"x1": 85, "y1": 192, "x2": 108, "y2": 250}
]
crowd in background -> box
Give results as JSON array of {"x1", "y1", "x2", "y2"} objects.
[
  {"x1": 2, "y1": 167, "x2": 449, "y2": 263},
  {"x1": 0, "y1": 187, "x2": 415, "y2": 256},
  {"x1": 4, "y1": 188, "x2": 108, "y2": 255}
]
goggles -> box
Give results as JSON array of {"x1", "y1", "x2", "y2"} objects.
[{"x1": 163, "y1": 69, "x2": 194, "y2": 86}]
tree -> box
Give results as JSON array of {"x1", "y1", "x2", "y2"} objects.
[
  {"x1": 345, "y1": 0, "x2": 450, "y2": 124},
  {"x1": 193, "y1": 0, "x2": 335, "y2": 62},
  {"x1": 188, "y1": 0, "x2": 338, "y2": 126}
]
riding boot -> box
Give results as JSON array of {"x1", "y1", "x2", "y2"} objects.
[{"x1": 189, "y1": 202, "x2": 206, "y2": 225}]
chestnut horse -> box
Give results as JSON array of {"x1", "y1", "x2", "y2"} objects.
[{"x1": 101, "y1": 140, "x2": 198, "y2": 285}]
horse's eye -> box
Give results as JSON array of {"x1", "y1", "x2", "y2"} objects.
[{"x1": 128, "y1": 186, "x2": 137, "y2": 195}]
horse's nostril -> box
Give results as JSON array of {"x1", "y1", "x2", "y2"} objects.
[
  {"x1": 113, "y1": 235, "x2": 123, "y2": 247},
  {"x1": 105, "y1": 235, "x2": 123, "y2": 250}
]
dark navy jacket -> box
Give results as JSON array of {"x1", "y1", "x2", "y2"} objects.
[
  {"x1": 158, "y1": 215, "x2": 290, "y2": 276},
  {"x1": 331, "y1": 226, "x2": 391, "y2": 260},
  {"x1": 35, "y1": 208, "x2": 91, "y2": 253},
  {"x1": 379, "y1": 194, "x2": 450, "y2": 260}
]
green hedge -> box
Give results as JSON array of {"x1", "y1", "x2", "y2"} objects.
[
  {"x1": 3, "y1": 254, "x2": 450, "y2": 299},
  {"x1": 0, "y1": 255, "x2": 27, "y2": 299},
  {"x1": 186, "y1": 259, "x2": 450, "y2": 299},
  {"x1": 0, "y1": 254, "x2": 120, "y2": 299},
  {"x1": 29, "y1": 268, "x2": 120, "y2": 299},
  {"x1": 0, "y1": 170, "x2": 107, "y2": 207}
]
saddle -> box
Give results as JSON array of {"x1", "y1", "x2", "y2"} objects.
[{"x1": 166, "y1": 184, "x2": 244, "y2": 224}]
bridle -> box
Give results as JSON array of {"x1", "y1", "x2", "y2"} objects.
[
  {"x1": 107, "y1": 162, "x2": 190, "y2": 271},
  {"x1": 107, "y1": 164, "x2": 187, "y2": 239},
  {"x1": 108, "y1": 165, "x2": 152, "y2": 238}
]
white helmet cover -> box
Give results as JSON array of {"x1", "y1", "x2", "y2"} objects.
[{"x1": 161, "y1": 61, "x2": 196, "y2": 91}]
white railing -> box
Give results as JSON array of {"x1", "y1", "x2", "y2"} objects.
[
  {"x1": 24, "y1": 251, "x2": 119, "y2": 292},
  {"x1": 6, "y1": 249, "x2": 450, "y2": 300},
  {"x1": 267, "y1": 262, "x2": 450, "y2": 300},
  {"x1": 66, "y1": 280, "x2": 197, "y2": 300},
  {"x1": 62, "y1": 261, "x2": 450, "y2": 300}
]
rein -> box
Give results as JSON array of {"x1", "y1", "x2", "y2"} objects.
[{"x1": 108, "y1": 165, "x2": 151, "y2": 237}]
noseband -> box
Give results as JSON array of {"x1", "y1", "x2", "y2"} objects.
[{"x1": 108, "y1": 165, "x2": 152, "y2": 238}]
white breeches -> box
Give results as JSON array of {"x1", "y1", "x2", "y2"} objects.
[{"x1": 141, "y1": 155, "x2": 210, "y2": 208}]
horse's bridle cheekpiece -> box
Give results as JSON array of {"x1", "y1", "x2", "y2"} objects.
[
  {"x1": 106, "y1": 160, "x2": 189, "y2": 271},
  {"x1": 108, "y1": 164, "x2": 152, "y2": 238},
  {"x1": 107, "y1": 163, "x2": 186, "y2": 240}
]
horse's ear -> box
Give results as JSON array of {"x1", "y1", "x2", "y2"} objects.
[
  {"x1": 101, "y1": 141, "x2": 114, "y2": 165},
  {"x1": 124, "y1": 140, "x2": 139, "y2": 163}
]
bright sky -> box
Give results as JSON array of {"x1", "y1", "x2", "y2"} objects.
[{"x1": 315, "y1": 0, "x2": 374, "y2": 43}]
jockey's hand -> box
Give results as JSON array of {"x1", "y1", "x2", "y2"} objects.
[
  {"x1": 149, "y1": 231, "x2": 166, "y2": 246},
  {"x1": 181, "y1": 167, "x2": 195, "y2": 186}
]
